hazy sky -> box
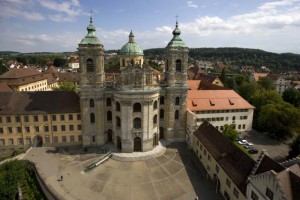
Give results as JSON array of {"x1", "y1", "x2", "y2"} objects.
[{"x1": 1, "y1": 0, "x2": 300, "y2": 53}]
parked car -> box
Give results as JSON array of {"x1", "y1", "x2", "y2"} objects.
[
  {"x1": 238, "y1": 140, "x2": 248, "y2": 145},
  {"x1": 243, "y1": 142, "x2": 253, "y2": 148},
  {"x1": 248, "y1": 149, "x2": 258, "y2": 154},
  {"x1": 236, "y1": 136, "x2": 244, "y2": 141}
]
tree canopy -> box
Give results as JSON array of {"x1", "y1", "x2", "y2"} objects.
[
  {"x1": 53, "y1": 57, "x2": 68, "y2": 68},
  {"x1": 257, "y1": 102, "x2": 300, "y2": 138},
  {"x1": 283, "y1": 88, "x2": 300, "y2": 107},
  {"x1": 238, "y1": 81, "x2": 260, "y2": 101},
  {"x1": 53, "y1": 81, "x2": 77, "y2": 92},
  {"x1": 0, "y1": 160, "x2": 45, "y2": 199},
  {"x1": 222, "y1": 124, "x2": 239, "y2": 141},
  {"x1": 257, "y1": 77, "x2": 275, "y2": 90},
  {"x1": 250, "y1": 90, "x2": 300, "y2": 139},
  {"x1": 288, "y1": 135, "x2": 300, "y2": 159}
]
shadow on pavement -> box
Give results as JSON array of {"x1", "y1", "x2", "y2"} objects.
[{"x1": 167, "y1": 142, "x2": 224, "y2": 200}]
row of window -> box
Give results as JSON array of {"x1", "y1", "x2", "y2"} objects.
[
  {"x1": 196, "y1": 116, "x2": 248, "y2": 122},
  {"x1": 88, "y1": 96, "x2": 180, "y2": 109},
  {"x1": 20, "y1": 81, "x2": 47, "y2": 91},
  {"x1": 195, "y1": 109, "x2": 249, "y2": 114},
  {"x1": 0, "y1": 114, "x2": 81, "y2": 124},
  {"x1": 0, "y1": 124, "x2": 81, "y2": 134},
  {"x1": 0, "y1": 135, "x2": 83, "y2": 146},
  {"x1": 195, "y1": 140, "x2": 240, "y2": 199}
]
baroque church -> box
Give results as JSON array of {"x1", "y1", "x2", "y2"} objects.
[{"x1": 78, "y1": 16, "x2": 189, "y2": 152}]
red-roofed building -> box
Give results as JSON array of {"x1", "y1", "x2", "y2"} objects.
[
  {"x1": 186, "y1": 89, "x2": 254, "y2": 146},
  {"x1": 0, "y1": 68, "x2": 49, "y2": 91}
]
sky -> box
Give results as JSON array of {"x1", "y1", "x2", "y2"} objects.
[{"x1": 1, "y1": 0, "x2": 300, "y2": 53}]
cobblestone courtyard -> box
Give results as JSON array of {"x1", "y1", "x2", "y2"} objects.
[{"x1": 23, "y1": 143, "x2": 223, "y2": 200}]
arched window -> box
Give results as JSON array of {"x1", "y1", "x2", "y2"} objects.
[
  {"x1": 160, "y1": 109, "x2": 164, "y2": 119},
  {"x1": 176, "y1": 59, "x2": 181, "y2": 72},
  {"x1": 89, "y1": 99, "x2": 94, "y2": 107},
  {"x1": 153, "y1": 115, "x2": 157, "y2": 125},
  {"x1": 90, "y1": 113, "x2": 95, "y2": 123},
  {"x1": 160, "y1": 96, "x2": 164, "y2": 105},
  {"x1": 153, "y1": 101, "x2": 158, "y2": 110},
  {"x1": 116, "y1": 116, "x2": 121, "y2": 127},
  {"x1": 133, "y1": 103, "x2": 141, "y2": 112},
  {"x1": 116, "y1": 102, "x2": 121, "y2": 111},
  {"x1": 86, "y1": 58, "x2": 94, "y2": 72},
  {"x1": 106, "y1": 98, "x2": 112, "y2": 106},
  {"x1": 122, "y1": 59, "x2": 125, "y2": 67},
  {"x1": 107, "y1": 111, "x2": 112, "y2": 121},
  {"x1": 133, "y1": 118, "x2": 142, "y2": 129},
  {"x1": 175, "y1": 97, "x2": 180, "y2": 105},
  {"x1": 175, "y1": 110, "x2": 179, "y2": 120}
]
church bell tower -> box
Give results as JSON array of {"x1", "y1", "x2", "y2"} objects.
[
  {"x1": 78, "y1": 16, "x2": 106, "y2": 146},
  {"x1": 163, "y1": 20, "x2": 189, "y2": 142}
]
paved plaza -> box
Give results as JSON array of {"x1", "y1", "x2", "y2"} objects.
[{"x1": 22, "y1": 143, "x2": 223, "y2": 200}]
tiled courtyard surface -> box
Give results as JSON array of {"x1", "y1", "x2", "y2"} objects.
[{"x1": 23, "y1": 143, "x2": 223, "y2": 200}]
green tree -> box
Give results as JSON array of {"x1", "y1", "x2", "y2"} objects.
[
  {"x1": 53, "y1": 57, "x2": 67, "y2": 68},
  {"x1": 0, "y1": 60, "x2": 8, "y2": 75},
  {"x1": 250, "y1": 89, "x2": 283, "y2": 113},
  {"x1": 283, "y1": 88, "x2": 300, "y2": 107},
  {"x1": 288, "y1": 135, "x2": 300, "y2": 159},
  {"x1": 257, "y1": 102, "x2": 300, "y2": 139},
  {"x1": 222, "y1": 124, "x2": 239, "y2": 141},
  {"x1": 227, "y1": 78, "x2": 237, "y2": 91},
  {"x1": 0, "y1": 160, "x2": 26, "y2": 199},
  {"x1": 257, "y1": 77, "x2": 275, "y2": 90},
  {"x1": 234, "y1": 74, "x2": 249, "y2": 86},
  {"x1": 16, "y1": 56, "x2": 27, "y2": 65},
  {"x1": 53, "y1": 81, "x2": 77, "y2": 92},
  {"x1": 219, "y1": 67, "x2": 227, "y2": 87},
  {"x1": 237, "y1": 81, "x2": 259, "y2": 100}
]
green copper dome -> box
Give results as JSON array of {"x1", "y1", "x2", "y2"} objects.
[
  {"x1": 79, "y1": 16, "x2": 101, "y2": 45},
  {"x1": 120, "y1": 31, "x2": 144, "y2": 56},
  {"x1": 167, "y1": 21, "x2": 187, "y2": 48}
]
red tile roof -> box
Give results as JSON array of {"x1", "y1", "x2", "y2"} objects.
[
  {"x1": 0, "y1": 83, "x2": 13, "y2": 92},
  {"x1": 0, "y1": 67, "x2": 41, "y2": 79},
  {"x1": 57, "y1": 72, "x2": 80, "y2": 83},
  {"x1": 187, "y1": 80, "x2": 201, "y2": 90},
  {"x1": 187, "y1": 90, "x2": 254, "y2": 111}
]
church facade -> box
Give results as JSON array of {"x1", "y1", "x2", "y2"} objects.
[{"x1": 78, "y1": 17, "x2": 189, "y2": 152}]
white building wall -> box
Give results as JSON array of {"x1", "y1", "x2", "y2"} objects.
[{"x1": 186, "y1": 108, "x2": 254, "y2": 138}]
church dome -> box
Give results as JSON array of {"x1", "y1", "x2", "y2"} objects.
[{"x1": 120, "y1": 31, "x2": 144, "y2": 56}]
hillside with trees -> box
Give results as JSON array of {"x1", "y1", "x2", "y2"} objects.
[{"x1": 144, "y1": 48, "x2": 300, "y2": 71}]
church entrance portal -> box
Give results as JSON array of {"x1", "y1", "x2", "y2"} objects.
[
  {"x1": 107, "y1": 129, "x2": 113, "y2": 143},
  {"x1": 117, "y1": 136, "x2": 122, "y2": 150},
  {"x1": 134, "y1": 137, "x2": 142, "y2": 152},
  {"x1": 33, "y1": 135, "x2": 43, "y2": 147}
]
